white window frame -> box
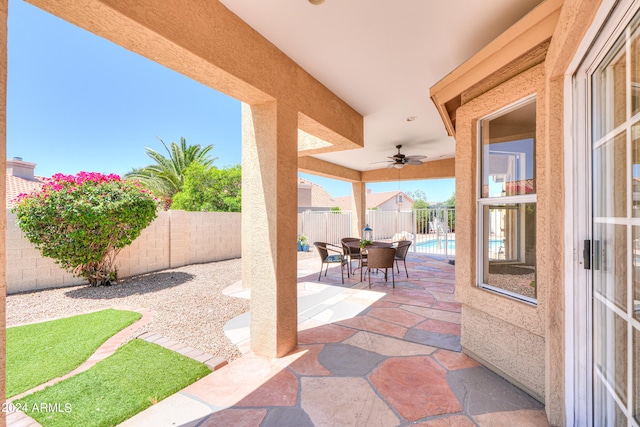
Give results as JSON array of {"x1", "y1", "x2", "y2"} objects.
[{"x1": 476, "y1": 95, "x2": 537, "y2": 305}]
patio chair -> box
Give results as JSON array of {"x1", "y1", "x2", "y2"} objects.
[
  {"x1": 341, "y1": 237, "x2": 364, "y2": 274},
  {"x1": 393, "y1": 240, "x2": 412, "y2": 278},
  {"x1": 314, "y1": 242, "x2": 349, "y2": 284},
  {"x1": 363, "y1": 246, "x2": 396, "y2": 288}
]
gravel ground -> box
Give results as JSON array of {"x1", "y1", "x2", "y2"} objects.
[{"x1": 7, "y1": 250, "x2": 321, "y2": 364}]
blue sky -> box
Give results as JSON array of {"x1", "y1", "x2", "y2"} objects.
[{"x1": 8, "y1": 1, "x2": 454, "y2": 202}]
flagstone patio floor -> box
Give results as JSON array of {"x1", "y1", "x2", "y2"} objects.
[{"x1": 122, "y1": 251, "x2": 550, "y2": 427}]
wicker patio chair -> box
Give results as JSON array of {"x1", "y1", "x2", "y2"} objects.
[
  {"x1": 393, "y1": 240, "x2": 412, "y2": 278},
  {"x1": 341, "y1": 237, "x2": 364, "y2": 274},
  {"x1": 314, "y1": 241, "x2": 349, "y2": 284},
  {"x1": 364, "y1": 246, "x2": 396, "y2": 288}
]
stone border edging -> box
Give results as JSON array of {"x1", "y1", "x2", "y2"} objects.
[{"x1": 134, "y1": 331, "x2": 227, "y2": 371}]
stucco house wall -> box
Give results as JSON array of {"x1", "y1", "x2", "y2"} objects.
[
  {"x1": 455, "y1": 63, "x2": 547, "y2": 401},
  {"x1": 435, "y1": 1, "x2": 604, "y2": 423}
]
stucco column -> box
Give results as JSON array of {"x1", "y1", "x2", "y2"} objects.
[
  {"x1": 241, "y1": 101, "x2": 298, "y2": 358},
  {"x1": 0, "y1": 0, "x2": 7, "y2": 424},
  {"x1": 351, "y1": 181, "x2": 366, "y2": 237},
  {"x1": 543, "y1": 73, "x2": 566, "y2": 426}
]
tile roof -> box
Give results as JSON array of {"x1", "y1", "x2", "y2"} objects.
[
  {"x1": 298, "y1": 177, "x2": 336, "y2": 208},
  {"x1": 6, "y1": 174, "x2": 45, "y2": 207}
]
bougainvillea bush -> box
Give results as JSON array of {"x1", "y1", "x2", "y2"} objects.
[{"x1": 12, "y1": 172, "x2": 158, "y2": 286}]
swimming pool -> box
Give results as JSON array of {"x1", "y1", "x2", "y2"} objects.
[
  {"x1": 417, "y1": 239, "x2": 504, "y2": 251},
  {"x1": 418, "y1": 239, "x2": 456, "y2": 250}
]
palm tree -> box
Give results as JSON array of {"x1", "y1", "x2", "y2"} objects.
[{"x1": 125, "y1": 137, "x2": 217, "y2": 207}]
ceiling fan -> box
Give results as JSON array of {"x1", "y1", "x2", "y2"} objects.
[{"x1": 376, "y1": 145, "x2": 427, "y2": 169}]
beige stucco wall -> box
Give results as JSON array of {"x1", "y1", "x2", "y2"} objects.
[
  {"x1": 6, "y1": 210, "x2": 241, "y2": 294},
  {"x1": 241, "y1": 101, "x2": 299, "y2": 357},
  {"x1": 351, "y1": 182, "x2": 366, "y2": 237},
  {"x1": 455, "y1": 64, "x2": 547, "y2": 401},
  {"x1": 462, "y1": 306, "x2": 546, "y2": 391},
  {"x1": 432, "y1": 0, "x2": 601, "y2": 426}
]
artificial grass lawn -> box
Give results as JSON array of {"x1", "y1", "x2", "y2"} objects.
[
  {"x1": 7, "y1": 309, "x2": 141, "y2": 398},
  {"x1": 15, "y1": 339, "x2": 212, "y2": 427}
]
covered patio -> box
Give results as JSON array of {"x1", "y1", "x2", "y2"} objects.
[
  {"x1": 120, "y1": 252, "x2": 548, "y2": 426},
  {"x1": 0, "y1": 0, "x2": 608, "y2": 424}
]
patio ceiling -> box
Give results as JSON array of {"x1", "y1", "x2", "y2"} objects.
[{"x1": 219, "y1": 0, "x2": 544, "y2": 173}]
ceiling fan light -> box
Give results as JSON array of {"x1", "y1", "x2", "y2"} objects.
[
  {"x1": 308, "y1": 0, "x2": 325, "y2": 4},
  {"x1": 393, "y1": 163, "x2": 404, "y2": 169}
]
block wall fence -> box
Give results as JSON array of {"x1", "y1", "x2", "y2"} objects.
[{"x1": 5, "y1": 210, "x2": 242, "y2": 294}]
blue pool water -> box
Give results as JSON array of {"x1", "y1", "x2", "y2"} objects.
[
  {"x1": 417, "y1": 239, "x2": 504, "y2": 251},
  {"x1": 418, "y1": 239, "x2": 456, "y2": 250}
]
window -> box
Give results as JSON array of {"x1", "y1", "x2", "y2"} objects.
[
  {"x1": 397, "y1": 194, "x2": 403, "y2": 204},
  {"x1": 478, "y1": 96, "x2": 537, "y2": 303}
]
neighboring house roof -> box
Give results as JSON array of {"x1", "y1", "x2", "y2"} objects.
[
  {"x1": 6, "y1": 158, "x2": 45, "y2": 207},
  {"x1": 6, "y1": 175, "x2": 45, "y2": 207},
  {"x1": 298, "y1": 177, "x2": 336, "y2": 208},
  {"x1": 333, "y1": 191, "x2": 414, "y2": 210},
  {"x1": 482, "y1": 178, "x2": 535, "y2": 197},
  {"x1": 504, "y1": 178, "x2": 535, "y2": 195},
  {"x1": 331, "y1": 196, "x2": 352, "y2": 211}
]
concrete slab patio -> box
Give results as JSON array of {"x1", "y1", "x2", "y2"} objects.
[{"x1": 122, "y1": 251, "x2": 550, "y2": 427}]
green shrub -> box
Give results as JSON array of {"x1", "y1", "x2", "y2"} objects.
[
  {"x1": 12, "y1": 172, "x2": 158, "y2": 286},
  {"x1": 171, "y1": 162, "x2": 241, "y2": 212}
]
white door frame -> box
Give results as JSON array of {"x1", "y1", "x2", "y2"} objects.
[{"x1": 565, "y1": 0, "x2": 640, "y2": 424}]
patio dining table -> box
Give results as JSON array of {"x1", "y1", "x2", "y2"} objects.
[
  {"x1": 343, "y1": 240, "x2": 394, "y2": 280},
  {"x1": 343, "y1": 240, "x2": 393, "y2": 250}
]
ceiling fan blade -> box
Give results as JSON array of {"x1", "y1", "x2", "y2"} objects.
[
  {"x1": 370, "y1": 160, "x2": 392, "y2": 164},
  {"x1": 376, "y1": 146, "x2": 426, "y2": 168}
]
